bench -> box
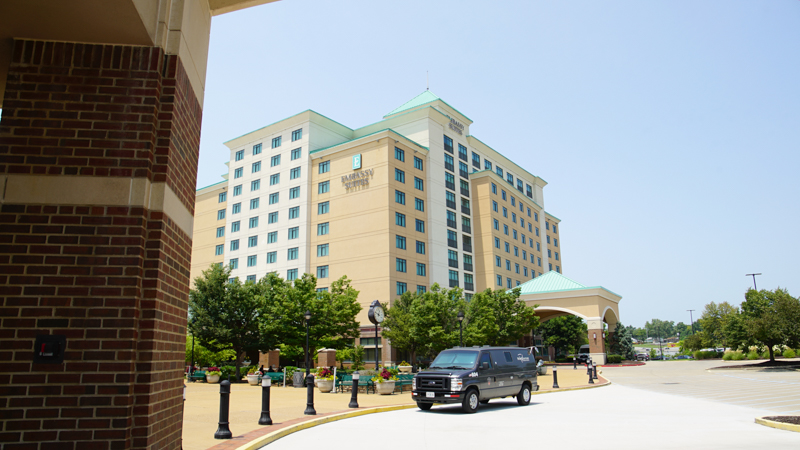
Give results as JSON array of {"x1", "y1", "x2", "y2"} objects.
[
  {"x1": 394, "y1": 373, "x2": 414, "y2": 393},
  {"x1": 187, "y1": 371, "x2": 206, "y2": 382},
  {"x1": 259, "y1": 372, "x2": 284, "y2": 384},
  {"x1": 339, "y1": 374, "x2": 375, "y2": 394}
]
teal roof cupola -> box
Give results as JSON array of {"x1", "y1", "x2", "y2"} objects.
[
  {"x1": 516, "y1": 271, "x2": 587, "y2": 295},
  {"x1": 384, "y1": 90, "x2": 441, "y2": 117}
]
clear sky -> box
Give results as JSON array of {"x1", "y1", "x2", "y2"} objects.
[{"x1": 196, "y1": 0, "x2": 800, "y2": 327}]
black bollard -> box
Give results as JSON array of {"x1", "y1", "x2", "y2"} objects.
[
  {"x1": 593, "y1": 362, "x2": 598, "y2": 380},
  {"x1": 573, "y1": 357, "x2": 576, "y2": 370},
  {"x1": 552, "y1": 365, "x2": 559, "y2": 389},
  {"x1": 348, "y1": 372, "x2": 360, "y2": 408},
  {"x1": 304, "y1": 374, "x2": 316, "y2": 415},
  {"x1": 588, "y1": 366, "x2": 594, "y2": 384},
  {"x1": 214, "y1": 380, "x2": 232, "y2": 439},
  {"x1": 258, "y1": 377, "x2": 272, "y2": 425}
]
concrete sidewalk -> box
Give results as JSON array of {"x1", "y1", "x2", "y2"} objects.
[{"x1": 183, "y1": 366, "x2": 605, "y2": 450}]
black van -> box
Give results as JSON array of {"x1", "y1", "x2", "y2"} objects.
[{"x1": 412, "y1": 346, "x2": 539, "y2": 413}]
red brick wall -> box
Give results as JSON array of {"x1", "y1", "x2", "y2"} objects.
[{"x1": 0, "y1": 40, "x2": 199, "y2": 450}]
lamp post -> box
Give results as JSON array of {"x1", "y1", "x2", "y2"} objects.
[
  {"x1": 304, "y1": 310, "x2": 311, "y2": 378},
  {"x1": 189, "y1": 317, "x2": 196, "y2": 379},
  {"x1": 745, "y1": 273, "x2": 761, "y2": 290},
  {"x1": 457, "y1": 311, "x2": 464, "y2": 347},
  {"x1": 687, "y1": 310, "x2": 695, "y2": 335}
]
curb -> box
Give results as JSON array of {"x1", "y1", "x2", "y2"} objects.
[
  {"x1": 755, "y1": 416, "x2": 800, "y2": 433},
  {"x1": 232, "y1": 404, "x2": 417, "y2": 450}
]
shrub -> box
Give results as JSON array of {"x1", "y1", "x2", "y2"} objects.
[
  {"x1": 723, "y1": 350, "x2": 746, "y2": 361},
  {"x1": 219, "y1": 365, "x2": 236, "y2": 380},
  {"x1": 782, "y1": 348, "x2": 796, "y2": 358},
  {"x1": 554, "y1": 357, "x2": 569, "y2": 363},
  {"x1": 693, "y1": 351, "x2": 717, "y2": 360},
  {"x1": 746, "y1": 351, "x2": 760, "y2": 360},
  {"x1": 607, "y1": 354, "x2": 622, "y2": 364}
]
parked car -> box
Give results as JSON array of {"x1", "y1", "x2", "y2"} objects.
[
  {"x1": 576, "y1": 345, "x2": 591, "y2": 364},
  {"x1": 412, "y1": 346, "x2": 539, "y2": 413},
  {"x1": 675, "y1": 355, "x2": 693, "y2": 360},
  {"x1": 636, "y1": 353, "x2": 650, "y2": 361}
]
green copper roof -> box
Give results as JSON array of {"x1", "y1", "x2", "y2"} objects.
[
  {"x1": 517, "y1": 271, "x2": 587, "y2": 295},
  {"x1": 384, "y1": 90, "x2": 441, "y2": 117}
]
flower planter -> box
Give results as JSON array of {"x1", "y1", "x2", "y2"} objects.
[
  {"x1": 316, "y1": 379, "x2": 334, "y2": 393},
  {"x1": 247, "y1": 374, "x2": 260, "y2": 386},
  {"x1": 375, "y1": 380, "x2": 395, "y2": 395},
  {"x1": 206, "y1": 374, "x2": 220, "y2": 384},
  {"x1": 398, "y1": 365, "x2": 412, "y2": 373}
]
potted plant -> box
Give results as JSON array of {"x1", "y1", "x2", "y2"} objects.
[
  {"x1": 246, "y1": 368, "x2": 261, "y2": 386},
  {"x1": 206, "y1": 367, "x2": 221, "y2": 384},
  {"x1": 315, "y1": 367, "x2": 335, "y2": 393},
  {"x1": 397, "y1": 361, "x2": 412, "y2": 373},
  {"x1": 371, "y1": 367, "x2": 398, "y2": 395}
]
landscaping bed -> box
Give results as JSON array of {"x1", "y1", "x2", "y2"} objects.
[
  {"x1": 712, "y1": 360, "x2": 800, "y2": 370},
  {"x1": 764, "y1": 416, "x2": 800, "y2": 425}
]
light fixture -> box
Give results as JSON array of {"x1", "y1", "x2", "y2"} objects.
[
  {"x1": 457, "y1": 311, "x2": 464, "y2": 322},
  {"x1": 304, "y1": 310, "x2": 311, "y2": 321},
  {"x1": 593, "y1": 333, "x2": 596, "y2": 339}
]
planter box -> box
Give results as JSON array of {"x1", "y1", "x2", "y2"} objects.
[
  {"x1": 316, "y1": 379, "x2": 334, "y2": 393},
  {"x1": 375, "y1": 380, "x2": 395, "y2": 395},
  {"x1": 398, "y1": 366, "x2": 412, "y2": 373},
  {"x1": 247, "y1": 374, "x2": 260, "y2": 385},
  {"x1": 206, "y1": 374, "x2": 220, "y2": 384}
]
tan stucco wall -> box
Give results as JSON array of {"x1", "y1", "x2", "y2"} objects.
[{"x1": 189, "y1": 184, "x2": 228, "y2": 287}]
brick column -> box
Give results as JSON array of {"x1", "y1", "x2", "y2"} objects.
[{"x1": 0, "y1": 40, "x2": 200, "y2": 450}]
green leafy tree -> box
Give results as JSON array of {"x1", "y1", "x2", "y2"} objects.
[
  {"x1": 728, "y1": 288, "x2": 800, "y2": 361},
  {"x1": 411, "y1": 284, "x2": 465, "y2": 359},
  {"x1": 463, "y1": 287, "x2": 539, "y2": 347},
  {"x1": 382, "y1": 291, "x2": 424, "y2": 367},
  {"x1": 698, "y1": 301, "x2": 737, "y2": 347},
  {"x1": 608, "y1": 322, "x2": 635, "y2": 360},
  {"x1": 185, "y1": 334, "x2": 236, "y2": 367},
  {"x1": 681, "y1": 332, "x2": 705, "y2": 353},
  {"x1": 645, "y1": 318, "x2": 675, "y2": 341},
  {"x1": 538, "y1": 315, "x2": 587, "y2": 356}
]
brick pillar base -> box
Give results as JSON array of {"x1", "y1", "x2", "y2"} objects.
[
  {"x1": 588, "y1": 328, "x2": 607, "y2": 364},
  {"x1": 0, "y1": 40, "x2": 201, "y2": 450}
]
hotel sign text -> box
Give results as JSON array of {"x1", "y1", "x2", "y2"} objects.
[
  {"x1": 342, "y1": 168, "x2": 373, "y2": 189},
  {"x1": 448, "y1": 118, "x2": 464, "y2": 135}
]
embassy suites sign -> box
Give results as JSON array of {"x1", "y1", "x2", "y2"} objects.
[{"x1": 342, "y1": 154, "x2": 373, "y2": 189}]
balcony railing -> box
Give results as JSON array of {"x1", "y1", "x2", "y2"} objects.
[
  {"x1": 460, "y1": 187, "x2": 470, "y2": 197},
  {"x1": 458, "y1": 152, "x2": 467, "y2": 162},
  {"x1": 446, "y1": 200, "x2": 456, "y2": 209},
  {"x1": 463, "y1": 263, "x2": 473, "y2": 272},
  {"x1": 448, "y1": 259, "x2": 458, "y2": 268},
  {"x1": 449, "y1": 279, "x2": 459, "y2": 288},
  {"x1": 445, "y1": 162, "x2": 454, "y2": 171},
  {"x1": 461, "y1": 206, "x2": 470, "y2": 215},
  {"x1": 447, "y1": 219, "x2": 457, "y2": 229},
  {"x1": 447, "y1": 239, "x2": 458, "y2": 249},
  {"x1": 462, "y1": 224, "x2": 471, "y2": 234},
  {"x1": 472, "y1": 160, "x2": 480, "y2": 169},
  {"x1": 445, "y1": 180, "x2": 455, "y2": 190},
  {"x1": 459, "y1": 169, "x2": 469, "y2": 179},
  {"x1": 445, "y1": 143, "x2": 453, "y2": 154},
  {"x1": 464, "y1": 282, "x2": 474, "y2": 292},
  {"x1": 462, "y1": 243, "x2": 472, "y2": 253}
]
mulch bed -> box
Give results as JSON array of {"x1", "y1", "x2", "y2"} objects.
[
  {"x1": 763, "y1": 416, "x2": 800, "y2": 425},
  {"x1": 713, "y1": 360, "x2": 800, "y2": 370}
]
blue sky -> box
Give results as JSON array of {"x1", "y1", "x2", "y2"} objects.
[{"x1": 197, "y1": 0, "x2": 800, "y2": 327}]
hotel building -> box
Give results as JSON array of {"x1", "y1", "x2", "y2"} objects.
[{"x1": 191, "y1": 91, "x2": 565, "y2": 363}]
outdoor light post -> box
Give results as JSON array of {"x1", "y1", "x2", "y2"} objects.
[
  {"x1": 189, "y1": 317, "x2": 196, "y2": 379},
  {"x1": 457, "y1": 311, "x2": 464, "y2": 347},
  {"x1": 687, "y1": 310, "x2": 695, "y2": 335},
  {"x1": 304, "y1": 310, "x2": 311, "y2": 378},
  {"x1": 745, "y1": 273, "x2": 761, "y2": 290}
]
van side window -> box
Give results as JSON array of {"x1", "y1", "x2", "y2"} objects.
[
  {"x1": 480, "y1": 353, "x2": 492, "y2": 368},
  {"x1": 504, "y1": 352, "x2": 513, "y2": 362}
]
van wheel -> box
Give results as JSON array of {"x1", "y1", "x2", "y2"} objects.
[
  {"x1": 462, "y1": 389, "x2": 479, "y2": 413},
  {"x1": 417, "y1": 402, "x2": 432, "y2": 411},
  {"x1": 517, "y1": 383, "x2": 532, "y2": 406},
  {"x1": 479, "y1": 399, "x2": 490, "y2": 404}
]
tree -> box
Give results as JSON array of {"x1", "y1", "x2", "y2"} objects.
[
  {"x1": 381, "y1": 291, "x2": 424, "y2": 367},
  {"x1": 185, "y1": 334, "x2": 236, "y2": 368},
  {"x1": 728, "y1": 288, "x2": 800, "y2": 361},
  {"x1": 608, "y1": 323, "x2": 635, "y2": 360},
  {"x1": 698, "y1": 301, "x2": 737, "y2": 347},
  {"x1": 645, "y1": 318, "x2": 675, "y2": 341},
  {"x1": 681, "y1": 332, "x2": 705, "y2": 353},
  {"x1": 410, "y1": 284, "x2": 465, "y2": 360},
  {"x1": 538, "y1": 315, "x2": 587, "y2": 356},
  {"x1": 463, "y1": 287, "x2": 539, "y2": 347},
  {"x1": 189, "y1": 264, "x2": 285, "y2": 380}
]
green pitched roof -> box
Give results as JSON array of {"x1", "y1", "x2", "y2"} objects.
[
  {"x1": 517, "y1": 271, "x2": 587, "y2": 295},
  {"x1": 384, "y1": 90, "x2": 441, "y2": 117}
]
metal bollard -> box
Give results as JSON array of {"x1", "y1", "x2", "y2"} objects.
[
  {"x1": 304, "y1": 374, "x2": 316, "y2": 415},
  {"x1": 214, "y1": 380, "x2": 232, "y2": 439},
  {"x1": 348, "y1": 372, "x2": 360, "y2": 408},
  {"x1": 593, "y1": 362, "x2": 598, "y2": 380},
  {"x1": 588, "y1": 366, "x2": 594, "y2": 384},
  {"x1": 552, "y1": 365, "x2": 559, "y2": 389},
  {"x1": 573, "y1": 357, "x2": 576, "y2": 370},
  {"x1": 258, "y1": 377, "x2": 272, "y2": 425}
]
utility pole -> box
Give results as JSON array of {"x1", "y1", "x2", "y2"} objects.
[
  {"x1": 687, "y1": 310, "x2": 695, "y2": 335},
  {"x1": 745, "y1": 273, "x2": 761, "y2": 290}
]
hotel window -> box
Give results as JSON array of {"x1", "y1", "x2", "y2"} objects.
[
  {"x1": 446, "y1": 210, "x2": 456, "y2": 228},
  {"x1": 472, "y1": 152, "x2": 480, "y2": 168},
  {"x1": 395, "y1": 168, "x2": 405, "y2": 183},
  {"x1": 537, "y1": 242, "x2": 541, "y2": 251},
  {"x1": 395, "y1": 190, "x2": 405, "y2": 205},
  {"x1": 445, "y1": 172, "x2": 455, "y2": 190},
  {"x1": 416, "y1": 241, "x2": 425, "y2": 254},
  {"x1": 288, "y1": 227, "x2": 299, "y2": 240},
  {"x1": 417, "y1": 285, "x2": 426, "y2": 294},
  {"x1": 319, "y1": 161, "x2": 329, "y2": 174},
  {"x1": 249, "y1": 217, "x2": 258, "y2": 228},
  {"x1": 287, "y1": 269, "x2": 298, "y2": 281},
  {"x1": 231, "y1": 221, "x2": 240, "y2": 233},
  {"x1": 553, "y1": 225, "x2": 558, "y2": 233},
  {"x1": 517, "y1": 179, "x2": 524, "y2": 192},
  {"x1": 215, "y1": 244, "x2": 224, "y2": 256},
  {"x1": 318, "y1": 202, "x2": 329, "y2": 215},
  {"x1": 272, "y1": 136, "x2": 281, "y2": 148},
  {"x1": 485, "y1": 160, "x2": 492, "y2": 170},
  {"x1": 549, "y1": 263, "x2": 553, "y2": 271},
  {"x1": 534, "y1": 212, "x2": 539, "y2": 221},
  {"x1": 514, "y1": 246, "x2": 519, "y2": 257},
  {"x1": 318, "y1": 181, "x2": 329, "y2": 194},
  {"x1": 396, "y1": 258, "x2": 407, "y2": 273},
  {"x1": 397, "y1": 282, "x2": 407, "y2": 296},
  {"x1": 556, "y1": 266, "x2": 560, "y2": 273},
  {"x1": 497, "y1": 275, "x2": 502, "y2": 286},
  {"x1": 217, "y1": 209, "x2": 226, "y2": 220},
  {"x1": 460, "y1": 179, "x2": 469, "y2": 195},
  {"x1": 538, "y1": 257, "x2": 542, "y2": 266},
  {"x1": 251, "y1": 180, "x2": 260, "y2": 191},
  {"x1": 414, "y1": 177, "x2": 423, "y2": 191},
  {"x1": 270, "y1": 155, "x2": 280, "y2": 167},
  {"x1": 507, "y1": 173, "x2": 513, "y2": 185},
  {"x1": 415, "y1": 198, "x2": 424, "y2": 212},
  {"x1": 449, "y1": 270, "x2": 459, "y2": 287},
  {"x1": 513, "y1": 230, "x2": 518, "y2": 240},
  {"x1": 252, "y1": 161, "x2": 261, "y2": 173},
  {"x1": 496, "y1": 166, "x2": 503, "y2": 178},
  {"x1": 504, "y1": 224, "x2": 509, "y2": 235},
  {"x1": 505, "y1": 242, "x2": 510, "y2": 253},
  {"x1": 448, "y1": 250, "x2": 458, "y2": 267},
  {"x1": 292, "y1": 129, "x2": 302, "y2": 141},
  {"x1": 554, "y1": 238, "x2": 558, "y2": 247},
  {"x1": 415, "y1": 219, "x2": 425, "y2": 233},
  {"x1": 290, "y1": 167, "x2": 301, "y2": 180},
  {"x1": 216, "y1": 227, "x2": 225, "y2": 238},
  {"x1": 317, "y1": 265, "x2": 328, "y2": 278},
  {"x1": 458, "y1": 144, "x2": 467, "y2": 161},
  {"x1": 492, "y1": 201, "x2": 498, "y2": 212},
  {"x1": 507, "y1": 278, "x2": 512, "y2": 289},
  {"x1": 444, "y1": 135, "x2": 453, "y2": 154},
  {"x1": 317, "y1": 244, "x2": 329, "y2": 257},
  {"x1": 233, "y1": 185, "x2": 242, "y2": 196},
  {"x1": 396, "y1": 212, "x2": 406, "y2": 227},
  {"x1": 519, "y1": 202, "x2": 523, "y2": 213},
  {"x1": 291, "y1": 148, "x2": 301, "y2": 160},
  {"x1": 267, "y1": 231, "x2": 277, "y2": 243},
  {"x1": 555, "y1": 252, "x2": 559, "y2": 261},
  {"x1": 266, "y1": 252, "x2": 277, "y2": 264},
  {"x1": 502, "y1": 190, "x2": 507, "y2": 201},
  {"x1": 496, "y1": 256, "x2": 501, "y2": 267},
  {"x1": 523, "y1": 250, "x2": 527, "y2": 260},
  {"x1": 231, "y1": 203, "x2": 241, "y2": 214},
  {"x1": 459, "y1": 161, "x2": 469, "y2": 178},
  {"x1": 396, "y1": 235, "x2": 406, "y2": 250},
  {"x1": 526, "y1": 184, "x2": 533, "y2": 198},
  {"x1": 250, "y1": 198, "x2": 259, "y2": 210},
  {"x1": 494, "y1": 219, "x2": 499, "y2": 230},
  {"x1": 287, "y1": 247, "x2": 298, "y2": 260},
  {"x1": 270, "y1": 174, "x2": 279, "y2": 185},
  {"x1": 235, "y1": 150, "x2": 244, "y2": 161},
  {"x1": 251, "y1": 144, "x2": 262, "y2": 156},
  {"x1": 317, "y1": 222, "x2": 329, "y2": 235},
  {"x1": 218, "y1": 192, "x2": 227, "y2": 202},
  {"x1": 417, "y1": 262, "x2": 426, "y2": 277},
  {"x1": 511, "y1": 197, "x2": 516, "y2": 207},
  {"x1": 462, "y1": 216, "x2": 471, "y2": 233},
  {"x1": 494, "y1": 237, "x2": 500, "y2": 249},
  {"x1": 528, "y1": 208, "x2": 532, "y2": 218},
  {"x1": 506, "y1": 260, "x2": 511, "y2": 270},
  {"x1": 444, "y1": 154, "x2": 454, "y2": 171},
  {"x1": 248, "y1": 236, "x2": 257, "y2": 247},
  {"x1": 491, "y1": 183, "x2": 497, "y2": 194},
  {"x1": 234, "y1": 168, "x2": 243, "y2": 179},
  {"x1": 464, "y1": 273, "x2": 473, "y2": 289},
  {"x1": 535, "y1": 227, "x2": 540, "y2": 237},
  {"x1": 289, "y1": 187, "x2": 300, "y2": 199},
  {"x1": 524, "y1": 267, "x2": 528, "y2": 277},
  {"x1": 247, "y1": 255, "x2": 256, "y2": 267},
  {"x1": 414, "y1": 156, "x2": 423, "y2": 170},
  {"x1": 229, "y1": 258, "x2": 238, "y2": 269},
  {"x1": 268, "y1": 212, "x2": 278, "y2": 223},
  {"x1": 289, "y1": 206, "x2": 299, "y2": 219},
  {"x1": 522, "y1": 234, "x2": 526, "y2": 244},
  {"x1": 547, "y1": 235, "x2": 551, "y2": 244},
  {"x1": 449, "y1": 231, "x2": 458, "y2": 248},
  {"x1": 502, "y1": 207, "x2": 508, "y2": 218},
  {"x1": 395, "y1": 147, "x2": 405, "y2": 162},
  {"x1": 446, "y1": 191, "x2": 456, "y2": 209}
]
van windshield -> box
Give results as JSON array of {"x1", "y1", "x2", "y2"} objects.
[{"x1": 429, "y1": 351, "x2": 478, "y2": 370}]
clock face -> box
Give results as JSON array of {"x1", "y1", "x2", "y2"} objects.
[{"x1": 374, "y1": 306, "x2": 385, "y2": 323}]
